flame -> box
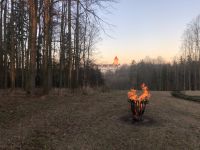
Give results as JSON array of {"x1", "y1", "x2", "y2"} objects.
[
  {"x1": 127, "y1": 88, "x2": 138, "y2": 101},
  {"x1": 138, "y1": 83, "x2": 151, "y2": 101},
  {"x1": 127, "y1": 83, "x2": 150, "y2": 101}
]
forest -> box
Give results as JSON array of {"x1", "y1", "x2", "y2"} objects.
[
  {"x1": 0, "y1": 0, "x2": 109, "y2": 94},
  {"x1": 1, "y1": 0, "x2": 200, "y2": 93}
]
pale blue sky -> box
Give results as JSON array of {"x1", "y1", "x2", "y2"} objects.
[{"x1": 96, "y1": 0, "x2": 200, "y2": 64}]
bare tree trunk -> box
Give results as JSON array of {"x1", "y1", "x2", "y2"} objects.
[
  {"x1": 75, "y1": 0, "x2": 80, "y2": 88},
  {"x1": 4, "y1": 0, "x2": 7, "y2": 89},
  {"x1": 68, "y1": 0, "x2": 72, "y2": 88},
  {"x1": 188, "y1": 66, "x2": 191, "y2": 90},
  {"x1": 36, "y1": 0, "x2": 43, "y2": 88},
  {"x1": 0, "y1": 1, "x2": 3, "y2": 88},
  {"x1": 21, "y1": 39, "x2": 25, "y2": 89},
  {"x1": 183, "y1": 63, "x2": 186, "y2": 90},
  {"x1": 19, "y1": 0, "x2": 25, "y2": 89},
  {"x1": 28, "y1": 0, "x2": 37, "y2": 94},
  {"x1": 10, "y1": 0, "x2": 15, "y2": 91},
  {"x1": 48, "y1": 1, "x2": 53, "y2": 91},
  {"x1": 59, "y1": 1, "x2": 65, "y2": 88},
  {"x1": 43, "y1": 0, "x2": 50, "y2": 94},
  {"x1": 83, "y1": 21, "x2": 87, "y2": 87}
]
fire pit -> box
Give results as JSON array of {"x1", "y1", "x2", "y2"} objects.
[{"x1": 127, "y1": 83, "x2": 151, "y2": 121}]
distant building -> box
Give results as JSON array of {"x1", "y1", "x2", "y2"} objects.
[
  {"x1": 97, "y1": 56, "x2": 120, "y2": 73},
  {"x1": 113, "y1": 56, "x2": 119, "y2": 65}
]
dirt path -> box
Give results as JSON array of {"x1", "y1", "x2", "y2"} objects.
[{"x1": 0, "y1": 91, "x2": 200, "y2": 150}]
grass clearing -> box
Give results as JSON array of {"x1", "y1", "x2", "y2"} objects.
[{"x1": 0, "y1": 91, "x2": 200, "y2": 149}]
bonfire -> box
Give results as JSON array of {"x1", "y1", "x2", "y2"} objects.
[{"x1": 127, "y1": 83, "x2": 151, "y2": 121}]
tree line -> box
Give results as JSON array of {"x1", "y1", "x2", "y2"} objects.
[
  {"x1": 104, "y1": 55, "x2": 200, "y2": 91},
  {"x1": 104, "y1": 14, "x2": 200, "y2": 91},
  {"x1": 0, "y1": 0, "x2": 112, "y2": 94}
]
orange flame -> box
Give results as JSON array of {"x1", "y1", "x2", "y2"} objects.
[
  {"x1": 138, "y1": 83, "x2": 151, "y2": 101},
  {"x1": 127, "y1": 88, "x2": 138, "y2": 101},
  {"x1": 127, "y1": 83, "x2": 150, "y2": 101}
]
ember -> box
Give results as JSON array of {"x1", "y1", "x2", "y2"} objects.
[{"x1": 127, "y1": 83, "x2": 151, "y2": 121}]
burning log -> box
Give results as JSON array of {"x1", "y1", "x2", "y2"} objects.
[{"x1": 127, "y1": 83, "x2": 151, "y2": 121}]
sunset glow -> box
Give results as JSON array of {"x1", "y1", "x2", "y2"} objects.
[{"x1": 96, "y1": 0, "x2": 200, "y2": 64}]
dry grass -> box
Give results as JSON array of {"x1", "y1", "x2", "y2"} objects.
[
  {"x1": 0, "y1": 91, "x2": 200, "y2": 150},
  {"x1": 185, "y1": 91, "x2": 200, "y2": 96}
]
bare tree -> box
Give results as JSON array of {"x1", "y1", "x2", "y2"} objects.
[{"x1": 28, "y1": 0, "x2": 37, "y2": 94}]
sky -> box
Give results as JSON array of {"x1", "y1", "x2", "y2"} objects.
[{"x1": 95, "y1": 0, "x2": 200, "y2": 64}]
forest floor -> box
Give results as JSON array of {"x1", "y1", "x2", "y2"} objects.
[{"x1": 0, "y1": 90, "x2": 200, "y2": 150}]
